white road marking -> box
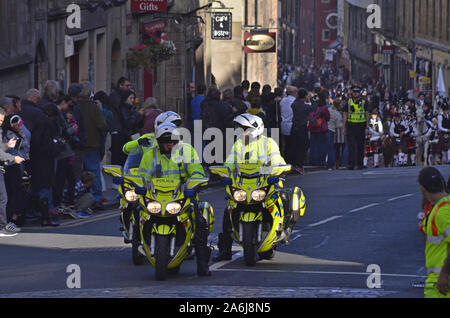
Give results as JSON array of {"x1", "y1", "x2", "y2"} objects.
[
  {"x1": 307, "y1": 216, "x2": 343, "y2": 228},
  {"x1": 209, "y1": 251, "x2": 243, "y2": 271},
  {"x1": 387, "y1": 194, "x2": 414, "y2": 201},
  {"x1": 349, "y1": 203, "x2": 380, "y2": 213},
  {"x1": 212, "y1": 268, "x2": 426, "y2": 278},
  {"x1": 312, "y1": 236, "x2": 329, "y2": 249}
]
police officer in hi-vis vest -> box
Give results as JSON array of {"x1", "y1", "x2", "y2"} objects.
[
  {"x1": 418, "y1": 167, "x2": 450, "y2": 298},
  {"x1": 343, "y1": 86, "x2": 369, "y2": 170}
]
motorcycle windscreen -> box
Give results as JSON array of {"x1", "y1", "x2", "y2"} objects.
[
  {"x1": 235, "y1": 162, "x2": 263, "y2": 177},
  {"x1": 124, "y1": 146, "x2": 145, "y2": 175}
]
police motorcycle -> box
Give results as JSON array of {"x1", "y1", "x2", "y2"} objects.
[
  {"x1": 126, "y1": 166, "x2": 214, "y2": 280},
  {"x1": 103, "y1": 146, "x2": 148, "y2": 266},
  {"x1": 209, "y1": 162, "x2": 306, "y2": 266}
]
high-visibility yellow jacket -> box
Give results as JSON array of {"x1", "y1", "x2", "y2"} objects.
[
  {"x1": 347, "y1": 98, "x2": 367, "y2": 124},
  {"x1": 138, "y1": 142, "x2": 205, "y2": 181},
  {"x1": 424, "y1": 195, "x2": 450, "y2": 298},
  {"x1": 123, "y1": 133, "x2": 157, "y2": 155},
  {"x1": 225, "y1": 135, "x2": 286, "y2": 168}
]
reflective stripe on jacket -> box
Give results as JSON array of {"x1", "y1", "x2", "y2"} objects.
[
  {"x1": 347, "y1": 98, "x2": 367, "y2": 124},
  {"x1": 424, "y1": 195, "x2": 450, "y2": 283},
  {"x1": 225, "y1": 135, "x2": 286, "y2": 168},
  {"x1": 138, "y1": 142, "x2": 205, "y2": 180}
]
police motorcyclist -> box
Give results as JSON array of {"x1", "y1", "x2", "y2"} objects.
[
  {"x1": 138, "y1": 122, "x2": 211, "y2": 276},
  {"x1": 119, "y1": 112, "x2": 183, "y2": 237},
  {"x1": 213, "y1": 114, "x2": 300, "y2": 262},
  {"x1": 123, "y1": 111, "x2": 182, "y2": 156}
]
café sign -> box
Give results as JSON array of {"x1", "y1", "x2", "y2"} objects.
[{"x1": 244, "y1": 32, "x2": 276, "y2": 53}]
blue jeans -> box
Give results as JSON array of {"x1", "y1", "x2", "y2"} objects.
[
  {"x1": 309, "y1": 132, "x2": 327, "y2": 166},
  {"x1": 0, "y1": 173, "x2": 8, "y2": 228},
  {"x1": 342, "y1": 136, "x2": 349, "y2": 167},
  {"x1": 326, "y1": 131, "x2": 336, "y2": 169},
  {"x1": 83, "y1": 150, "x2": 103, "y2": 202},
  {"x1": 39, "y1": 188, "x2": 54, "y2": 209}
]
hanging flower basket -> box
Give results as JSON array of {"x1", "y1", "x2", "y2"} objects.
[{"x1": 127, "y1": 30, "x2": 176, "y2": 72}]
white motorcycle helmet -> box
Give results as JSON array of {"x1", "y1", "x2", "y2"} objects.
[
  {"x1": 154, "y1": 111, "x2": 182, "y2": 132},
  {"x1": 233, "y1": 114, "x2": 264, "y2": 139},
  {"x1": 155, "y1": 122, "x2": 180, "y2": 146}
]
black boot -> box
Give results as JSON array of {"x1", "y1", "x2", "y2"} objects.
[
  {"x1": 193, "y1": 210, "x2": 211, "y2": 276},
  {"x1": 212, "y1": 233, "x2": 232, "y2": 262},
  {"x1": 196, "y1": 245, "x2": 212, "y2": 277}
]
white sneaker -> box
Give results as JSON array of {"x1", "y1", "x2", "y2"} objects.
[
  {"x1": 0, "y1": 229, "x2": 18, "y2": 237},
  {"x1": 5, "y1": 222, "x2": 21, "y2": 233}
]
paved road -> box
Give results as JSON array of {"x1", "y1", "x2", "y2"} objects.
[{"x1": 1, "y1": 166, "x2": 448, "y2": 298}]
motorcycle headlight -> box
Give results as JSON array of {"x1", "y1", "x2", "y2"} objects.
[
  {"x1": 166, "y1": 202, "x2": 182, "y2": 215},
  {"x1": 147, "y1": 201, "x2": 162, "y2": 214},
  {"x1": 251, "y1": 189, "x2": 267, "y2": 202},
  {"x1": 124, "y1": 190, "x2": 139, "y2": 202},
  {"x1": 233, "y1": 190, "x2": 247, "y2": 202}
]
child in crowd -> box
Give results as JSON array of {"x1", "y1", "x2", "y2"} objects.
[{"x1": 73, "y1": 171, "x2": 96, "y2": 218}]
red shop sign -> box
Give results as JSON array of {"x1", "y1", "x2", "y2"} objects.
[{"x1": 131, "y1": 0, "x2": 167, "y2": 13}]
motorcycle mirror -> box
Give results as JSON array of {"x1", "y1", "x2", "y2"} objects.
[
  {"x1": 186, "y1": 177, "x2": 209, "y2": 190},
  {"x1": 102, "y1": 165, "x2": 123, "y2": 178},
  {"x1": 209, "y1": 166, "x2": 231, "y2": 178}
]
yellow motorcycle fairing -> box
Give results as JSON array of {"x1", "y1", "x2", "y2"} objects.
[
  {"x1": 212, "y1": 162, "x2": 291, "y2": 254},
  {"x1": 136, "y1": 177, "x2": 214, "y2": 270}
]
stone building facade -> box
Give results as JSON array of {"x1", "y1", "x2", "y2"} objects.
[
  {"x1": 344, "y1": 0, "x2": 374, "y2": 84},
  {"x1": 0, "y1": 0, "x2": 129, "y2": 98},
  {"x1": 344, "y1": 0, "x2": 450, "y2": 95}
]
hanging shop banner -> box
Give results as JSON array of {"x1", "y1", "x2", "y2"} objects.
[
  {"x1": 409, "y1": 70, "x2": 417, "y2": 79},
  {"x1": 244, "y1": 32, "x2": 276, "y2": 53},
  {"x1": 211, "y1": 12, "x2": 232, "y2": 40},
  {"x1": 131, "y1": 0, "x2": 167, "y2": 13}
]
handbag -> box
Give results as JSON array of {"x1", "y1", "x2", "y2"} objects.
[{"x1": 308, "y1": 107, "x2": 324, "y2": 133}]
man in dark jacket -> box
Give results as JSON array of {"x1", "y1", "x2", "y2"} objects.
[
  {"x1": 108, "y1": 77, "x2": 136, "y2": 166},
  {"x1": 290, "y1": 88, "x2": 314, "y2": 173},
  {"x1": 20, "y1": 89, "x2": 60, "y2": 226},
  {"x1": 230, "y1": 86, "x2": 248, "y2": 117},
  {"x1": 201, "y1": 87, "x2": 234, "y2": 164},
  {"x1": 78, "y1": 82, "x2": 107, "y2": 210}
]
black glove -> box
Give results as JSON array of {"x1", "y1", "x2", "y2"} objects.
[{"x1": 138, "y1": 137, "x2": 151, "y2": 146}]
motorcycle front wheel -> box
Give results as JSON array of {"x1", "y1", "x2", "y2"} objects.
[
  {"x1": 132, "y1": 224, "x2": 145, "y2": 266},
  {"x1": 242, "y1": 222, "x2": 257, "y2": 266},
  {"x1": 155, "y1": 235, "x2": 170, "y2": 281}
]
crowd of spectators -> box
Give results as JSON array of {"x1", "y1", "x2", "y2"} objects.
[{"x1": 0, "y1": 77, "x2": 159, "y2": 236}]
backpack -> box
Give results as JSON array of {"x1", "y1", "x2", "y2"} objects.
[{"x1": 308, "y1": 107, "x2": 324, "y2": 133}]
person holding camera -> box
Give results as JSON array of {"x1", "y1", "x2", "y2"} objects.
[
  {"x1": 1, "y1": 97, "x2": 30, "y2": 230},
  {"x1": 0, "y1": 105, "x2": 25, "y2": 236}
]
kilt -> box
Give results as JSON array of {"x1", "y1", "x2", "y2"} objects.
[
  {"x1": 365, "y1": 138, "x2": 383, "y2": 155},
  {"x1": 406, "y1": 137, "x2": 416, "y2": 152}
]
